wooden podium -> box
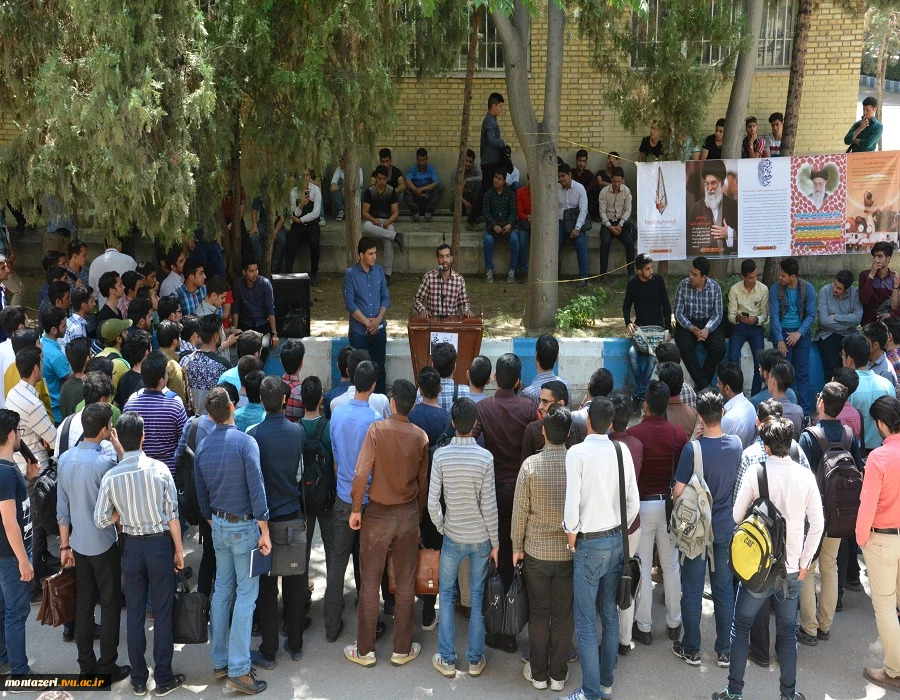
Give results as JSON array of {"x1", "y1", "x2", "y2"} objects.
[{"x1": 408, "y1": 315, "x2": 484, "y2": 386}]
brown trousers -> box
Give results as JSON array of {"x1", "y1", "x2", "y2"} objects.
[{"x1": 357, "y1": 500, "x2": 420, "y2": 656}]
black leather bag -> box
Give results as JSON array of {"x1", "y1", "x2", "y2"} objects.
[
  {"x1": 500, "y1": 565, "x2": 529, "y2": 637},
  {"x1": 172, "y1": 571, "x2": 209, "y2": 644},
  {"x1": 614, "y1": 441, "x2": 642, "y2": 611},
  {"x1": 269, "y1": 519, "x2": 307, "y2": 577},
  {"x1": 482, "y1": 559, "x2": 505, "y2": 637}
]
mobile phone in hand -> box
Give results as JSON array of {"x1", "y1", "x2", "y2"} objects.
[{"x1": 18, "y1": 441, "x2": 37, "y2": 467}]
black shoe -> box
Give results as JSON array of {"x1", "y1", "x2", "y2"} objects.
[
  {"x1": 63, "y1": 624, "x2": 75, "y2": 643},
  {"x1": 422, "y1": 608, "x2": 437, "y2": 631},
  {"x1": 796, "y1": 630, "x2": 818, "y2": 646},
  {"x1": 110, "y1": 665, "x2": 131, "y2": 684},
  {"x1": 283, "y1": 638, "x2": 302, "y2": 662},
  {"x1": 30, "y1": 589, "x2": 43, "y2": 605},
  {"x1": 746, "y1": 654, "x2": 769, "y2": 668},
  {"x1": 93, "y1": 623, "x2": 101, "y2": 640},
  {"x1": 781, "y1": 694, "x2": 805, "y2": 700},
  {"x1": 181, "y1": 566, "x2": 193, "y2": 580},
  {"x1": 310, "y1": 276, "x2": 318, "y2": 287},
  {"x1": 394, "y1": 231, "x2": 405, "y2": 252},
  {"x1": 376, "y1": 618, "x2": 387, "y2": 640},
  {"x1": 618, "y1": 643, "x2": 631, "y2": 656},
  {"x1": 836, "y1": 598, "x2": 843, "y2": 611},
  {"x1": 632, "y1": 622, "x2": 652, "y2": 646},
  {"x1": 384, "y1": 599, "x2": 396, "y2": 617},
  {"x1": 385, "y1": 274, "x2": 391, "y2": 287},
  {"x1": 42, "y1": 553, "x2": 61, "y2": 570},
  {"x1": 672, "y1": 641, "x2": 700, "y2": 666},
  {"x1": 155, "y1": 674, "x2": 185, "y2": 697},
  {"x1": 227, "y1": 669, "x2": 266, "y2": 695},
  {"x1": 251, "y1": 623, "x2": 261, "y2": 637},
  {"x1": 817, "y1": 629, "x2": 830, "y2": 641},
  {"x1": 844, "y1": 580, "x2": 863, "y2": 592},
  {"x1": 131, "y1": 680, "x2": 147, "y2": 696},
  {"x1": 326, "y1": 619, "x2": 344, "y2": 643}
]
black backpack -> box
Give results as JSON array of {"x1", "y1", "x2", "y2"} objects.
[
  {"x1": 302, "y1": 418, "x2": 335, "y2": 516},
  {"x1": 34, "y1": 414, "x2": 81, "y2": 537},
  {"x1": 805, "y1": 425, "x2": 862, "y2": 539},
  {"x1": 174, "y1": 416, "x2": 203, "y2": 527}
]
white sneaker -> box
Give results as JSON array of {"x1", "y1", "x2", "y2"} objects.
[
  {"x1": 432, "y1": 653, "x2": 455, "y2": 677},
  {"x1": 507, "y1": 270, "x2": 516, "y2": 283},
  {"x1": 468, "y1": 656, "x2": 486, "y2": 676},
  {"x1": 344, "y1": 642, "x2": 376, "y2": 667},
  {"x1": 523, "y1": 662, "x2": 548, "y2": 690},
  {"x1": 391, "y1": 642, "x2": 421, "y2": 666},
  {"x1": 550, "y1": 672, "x2": 569, "y2": 691},
  {"x1": 486, "y1": 269, "x2": 494, "y2": 283}
]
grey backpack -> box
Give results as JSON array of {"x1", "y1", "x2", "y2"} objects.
[{"x1": 669, "y1": 440, "x2": 715, "y2": 567}]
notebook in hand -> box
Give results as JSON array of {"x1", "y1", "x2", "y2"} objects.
[{"x1": 250, "y1": 547, "x2": 272, "y2": 577}]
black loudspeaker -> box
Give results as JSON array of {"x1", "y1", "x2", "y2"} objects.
[{"x1": 272, "y1": 273, "x2": 311, "y2": 338}]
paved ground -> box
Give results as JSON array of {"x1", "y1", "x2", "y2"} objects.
[{"x1": 21, "y1": 528, "x2": 892, "y2": 700}]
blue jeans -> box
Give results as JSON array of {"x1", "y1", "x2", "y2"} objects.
[
  {"x1": 210, "y1": 516, "x2": 261, "y2": 678},
  {"x1": 679, "y1": 529, "x2": 734, "y2": 654},
  {"x1": 627, "y1": 346, "x2": 656, "y2": 399},
  {"x1": 483, "y1": 229, "x2": 525, "y2": 273},
  {"x1": 0, "y1": 555, "x2": 31, "y2": 675},
  {"x1": 348, "y1": 327, "x2": 387, "y2": 395},
  {"x1": 728, "y1": 573, "x2": 802, "y2": 697},
  {"x1": 573, "y1": 533, "x2": 623, "y2": 699},
  {"x1": 558, "y1": 222, "x2": 589, "y2": 280},
  {"x1": 778, "y1": 329, "x2": 811, "y2": 414},
  {"x1": 729, "y1": 323, "x2": 765, "y2": 395},
  {"x1": 437, "y1": 537, "x2": 490, "y2": 665}
]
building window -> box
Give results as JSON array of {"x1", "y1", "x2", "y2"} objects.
[
  {"x1": 632, "y1": 0, "x2": 796, "y2": 69},
  {"x1": 457, "y1": 7, "x2": 505, "y2": 71}
]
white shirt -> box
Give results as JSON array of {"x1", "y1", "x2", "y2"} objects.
[
  {"x1": 733, "y1": 454, "x2": 823, "y2": 573},
  {"x1": 722, "y1": 393, "x2": 757, "y2": 449},
  {"x1": 6, "y1": 380, "x2": 56, "y2": 472},
  {"x1": 291, "y1": 183, "x2": 323, "y2": 224},
  {"x1": 329, "y1": 387, "x2": 392, "y2": 419},
  {"x1": 159, "y1": 271, "x2": 185, "y2": 299},
  {"x1": 557, "y1": 179, "x2": 588, "y2": 230},
  {"x1": 564, "y1": 433, "x2": 639, "y2": 534},
  {"x1": 0, "y1": 340, "x2": 14, "y2": 409},
  {"x1": 506, "y1": 166, "x2": 520, "y2": 188},
  {"x1": 88, "y1": 249, "x2": 137, "y2": 306},
  {"x1": 331, "y1": 167, "x2": 364, "y2": 187}
]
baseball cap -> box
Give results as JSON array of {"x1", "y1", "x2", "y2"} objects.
[{"x1": 99, "y1": 318, "x2": 132, "y2": 342}]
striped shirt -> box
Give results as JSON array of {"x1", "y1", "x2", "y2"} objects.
[
  {"x1": 194, "y1": 424, "x2": 269, "y2": 521},
  {"x1": 94, "y1": 451, "x2": 179, "y2": 535},
  {"x1": 428, "y1": 437, "x2": 499, "y2": 547},
  {"x1": 123, "y1": 389, "x2": 187, "y2": 473},
  {"x1": 6, "y1": 380, "x2": 56, "y2": 472},
  {"x1": 512, "y1": 444, "x2": 570, "y2": 561},
  {"x1": 522, "y1": 371, "x2": 573, "y2": 406},
  {"x1": 414, "y1": 378, "x2": 471, "y2": 412}
]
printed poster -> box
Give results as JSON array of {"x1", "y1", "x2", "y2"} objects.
[
  {"x1": 790, "y1": 154, "x2": 847, "y2": 256},
  {"x1": 843, "y1": 151, "x2": 900, "y2": 253},
  {"x1": 737, "y1": 157, "x2": 792, "y2": 258},
  {"x1": 635, "y1": 161, "x2": 686, "y2": 261}
]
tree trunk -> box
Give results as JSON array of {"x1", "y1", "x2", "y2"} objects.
[
  {"x1": 493, "y1": 0, "x2": 563, "y2": 330},
  {"x1": 343, "y1": 147, "x2": 362, "y2": 268},
  {"x1": 781, "y1": 0, "x2": 813, "y2": 157},
  {"x1": 451, "y1": 9, "x2": 481, "y2": 262},
  {"x1": 227, "y1": 106, "x2": 243, "y2": 281},
  {"x1": 877, "y1": 34, "x2": 888, "y2": 149},
  {"x1": 723, "y1": 0, "x2": 765, "y2": 159},
  {"x1": 762, "y1": 256, "x2": 779, "y2": 285},
  {"x1": 262, "y1": 188, "x2": 276, "y2": 279}
]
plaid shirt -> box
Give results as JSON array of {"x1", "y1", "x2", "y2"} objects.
[
  {"x1": 511, "y1": 444, "x2": 570, "y2": 561},
  {"x1": 733, "y1": 435, "x2": 809, "y2": 505},
  {"x1": 674, "y1": 277, "x2": 723, "y2": 332},
  {"x1": 888, "y1": 348, "x2": 900, "y2": 381},
  {"x1": 415, "y1": 378, "x2": 470, "y2": 411},
  {"x1": 412, "y1": 269, "x2": 471, "y2": 317},
  {"x1": 282, "y1": 374, "x2": 304, "y2": 422},
  {"x1": 177, "y1": 284, "x2": 207, "y2": 317}
]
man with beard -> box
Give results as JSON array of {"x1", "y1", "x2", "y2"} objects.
[
  {"x1": 413, "y1": 244, "x2": 475, "y2": 318},
  {"x1": 688, "y1": 160, "x2": 737, "y2": 257},
  {"x1": 810, "y1": 169, "x2": 830, "y2": 210}
]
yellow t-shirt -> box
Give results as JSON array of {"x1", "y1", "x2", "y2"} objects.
[{"x1": 96, "y1": 348, "x2": 131, "y2": 390}]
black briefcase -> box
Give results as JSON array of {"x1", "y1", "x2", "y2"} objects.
[{"x1": 173, "y1": 571, "x2": 209, "y2": 644}]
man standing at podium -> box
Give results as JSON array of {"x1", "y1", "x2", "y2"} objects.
[
  {"x1": 344, "y1": 237, "x2": 390, "y2": 394},
  {"x1": 413, "y1": 244, "x2": 475, "y2": 319}
]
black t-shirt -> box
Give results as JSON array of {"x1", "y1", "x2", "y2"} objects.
[
  {"x1": 640, "y1": 136, "x2": 663, "y2": 160},
  {"x1": 0, "y1": 460, "x2": 30, "y2": 559},
  {"x1": 703, "y1": 134, "x2": 723, "y2": 160},
  {"x1": 115, "y1": 369, "x2": 144, "y2": 408},
  {"x1": 363, "y1": 184, "x2": 398, "y2": 220},
  {"x1": 371, "y1": 166, "x2": 404, "y2": 190},
  {"x1": 98, "y1": 304, "x2": 122, "y2": 324}
]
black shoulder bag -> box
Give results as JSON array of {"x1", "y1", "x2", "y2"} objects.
[{"x1": 615, "y1": 441, "x2": 642, "y2": 611}]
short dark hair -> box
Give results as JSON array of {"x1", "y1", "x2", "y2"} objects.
[
  {"x1": 206, "y1": 275, "x2": 230, "y2": 296},
  {"x1": 354, "y1": 360, "x2": 377, "y2": 393},
  {"x1": 337, "y1": 344, "x2": 355, "y2": 378},
  {"x1": 696, "y1": 390, "x2": 725, "y2": 425},
  {"x1": 14, "y1": 345, "x2": 41, "y2": 378},
  {"x1": 535, "y1": 335, "x2": 559, "y2": 371},
  {"x1": 416, "y1": 147, "x2": 428, "y2": 158},
  {"x1": 487, "y1": 92, "x2": 504, "y2": 109},
  {"x1": 11, "y1": 328, "x2": 39, "y2": 355},
  {"x1": 557, "y1": 163, "x2": 572, "y2": 175},
  {"x1": 576, "y1": 148, "x2": 588, "y2": 159},
  {"x1": 587, "y1": 397, "x2": 615, "y2": 434},
  {"x1": 221, "y1": 381, "x2": 240, "y2": 406},
  {"x1": 608, "y1": 391, "x2": 631, "y2": 433},
  {"x1": 156, "y1": 320, "x2": 181, "y2": 350},
  {"x1": 588, "y1": 368, "x2": 613, "y2": 398},
  {"x1": 692, "y1": 256, "x2": 710, "y2": 277},
  {"x1": 740, "y1": 259, "x2": 756, "y2": 276},
  {"x1": 98, "y1": 271, "x2": 120, "y2": 299},
  {"x1": 136, "y1": 261, "x2": 156, "y2": 279},
  {"x1": 84, "y1": 357, "x2": 113, "y2": 380},
  {"x1": 544, "y1": 405, "x2": 573, "y2": 444},
  {"x1": 83, "y1": 371, "x2": 114, "y2": 405},
  {"x1": 468, "y1": 356, "x2": 491, "y2": 389},
  {"x1": 769, "y1": 360, "x2": 795, "y2": 392},
  {"x1": 655, "y1": 342, "x2": 682, "y2": 364},
  {"x1": 140, "y1": 351, "x2": 168, "y2": 389},
  {"x1": 541, "y1": 379, "x2": 568, "y2": 405},
  {"x1": 842, "y1": 333, "x2": 871, "y2": 369},
  {"x1": 872, "y1": 240, "x2": 894, "y2": 258},
  {"x1": 378, "y1": 148, "x2": 392, "y2": 160},
  {"x1": 466, "y1": 148, "x2": 476, "y2": 160},
  {"x1": 48, "y1": 281, "x2": 70, "y2": 307},
  {"x1": 656, "y1": 362, "x2": 684, "y2": 397},
  {"x1": 745, "y1": 116, "x2": 758, "y2": 126},
  {"x1": 831, "y1": 365, "x2": 860, "y2": 395},
  {"x1": 158, "y1": 295, "x2": 180, "y2": 320},
  {"x1": 612, "y1": 166, "x2": 625, "y2": 179},
  {"x1": 635, "y1": 254, "x2": 653, "y2": 271},
  {"x1": 182, "y1": 259, "x2": 203, "y2": 279},
  {"x1": 67, "y1": 239, "x2": 87, "y2": 258},
  {"x1": 0, "y1": 307, "x2": 26, "y2": 336},
  {"x1": 280, "y1": 338, "x2": 306, "y2": 375},
  {"x1": 819, "y1": 381, "x2": 848, "y2": 418},
  {"x1": 450, "y1": 397, "x2": 478, "y2": 435},
  {"x1": 863, "y1": 95, "x2": 878, "y2": 108},
  {"x1": 300, "y1": 376, "x2": 323, "y2": 410},
  {"x1": 42, "y1": 251, "x2": 65, "y2": 272},
  {"x1": 717, "y1": 362, "x2": 743, "y2": 395},
  {"x1": 357, "y1": 236, "x2": 377, "y2": 255},
  {"x1": 757, "y1": 397, "x2": 783, "y2": 422},
  {"x1": 870, "y1": 394, "x2": 900, "y2": 434},
  {"x1": 237, "y1": 331, "x2": 263, "y2": 358},
  {"x1": 206, "y1": 387, "x2": 233, "y2": 423},
  {"x1": 127, "y1": 298, "x2": 152, "y2": 325},
  {"x1": 243, "y1": 370, "x2": 265, "y2": 404},
  {"x1": 115, "y1": 412, "x2": 144, "y2": 451},
  {"x1": 240, "y1": 257, "x2": 257, "y2": 272},
  {"x1": 392, "y1": 379, "x2": 416, "y2": 416},
  {"x1": 41, "y1": 307, "x2": 67, "y2": 335},
  {"x1": 165, "y1": 247, "x2": 185, "y2": 267},
  {"x1": 374, "y1": 165, "x2": 389, "y2": 178},
  {"x1": 121, "y1": 270, "x2": 142, "y2": 296},
  {"x1": 779, "y1": 257, "x2": 799, "y2": 277},
  {"x1": 180, "y1": 314, "x2": 200, "y2": 343},
  {"x1": 757, "y1": 346, "x2": 784, "y2": 374},
  {"x1": 82, "y1": 403, "x2": 113, "y2": 439},
  {"x1": 70, "y1": 287, "x2": 93, "y2": 314},
  {"x1": 835, "y1": 269, "x2": 854, "y2": 289},
  {"x1": 418, "y1": 366, "x2": 442, "y2": 399},
  {"x1": 760, "y1": 417, "x2": 793, "y2": 457},
  {"x1": 124, "y1": 329, "x2": 152, "y2": 366},
  {"x1": 715, "y1": 118, "x2": 726, "y2": 128},
  {"x1": 237, "y1": 355, "x2": 263, "y2": 385},
  {"x1": 885, "y1": 317, "x2": 900, "y2": 345},
  {"x1": 436, "y1": 243, "x2": 451, "y2": 256},
  {"x1": 46, "y1": 265, "x2": 67, "y2": 284},
  {"x1": 432, "y1": 342, "x2": 457, "y2": 378},
  {"x1": 863, "y1": 322, "x2": 888, "y2": 351},
  {"x1": 495, "y1": 353, "x2": 521, "y2": 390},
  {"x1": 259, "y1": 376, "x2": 287, "y2": 413},
  {"x1": 65, "y1": 336, "x2": 91, "y2": 373},
  {"x1": 198, "y1": 313, "x2": 223, "y2": 345},
  {"x1": 347, "y1": 349, "x2": 371, "y2": 381},
  {"x1": 0, "y1": 409, "x2": 19, "y2": 446},
  {"x1": 644, "y1": 380, "x2": 670, "y2": 416},
  {"x1": 769, "y1": 112, "x2": 784, "y2": 124}
]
